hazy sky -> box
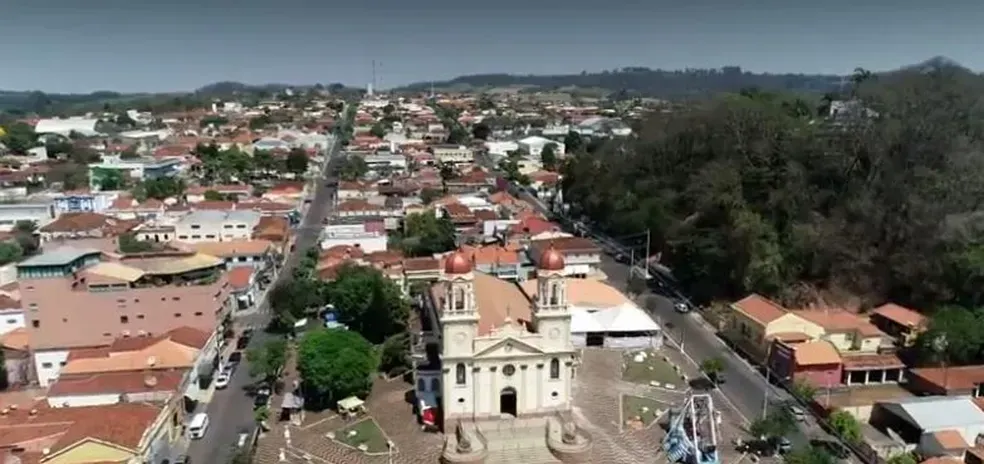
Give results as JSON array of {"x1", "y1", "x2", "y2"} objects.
[{"x1": 2, "y1": 0, "x2": 983, "y2": 93}]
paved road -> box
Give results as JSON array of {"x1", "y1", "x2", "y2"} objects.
[{"x1": 182, "y1": 135, "x2": 342, "y2": 464}]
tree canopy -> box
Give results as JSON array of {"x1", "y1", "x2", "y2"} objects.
[
  {"x1": 324, "y1": 264, "x2": 409, "y2": 344},
  {"x1": 562, "y1": 64, "x2": 984, "y2": 315},
  {"x1": 393, "y1": 212, "x2": 456, "y2": 257},
  {"x1": 297, "y1": 328, "x2": 376, "y2": 409}
]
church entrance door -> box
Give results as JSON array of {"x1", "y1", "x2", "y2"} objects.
[{"x1": 499, "y1": 387, "x2": 518, "y2": 417}]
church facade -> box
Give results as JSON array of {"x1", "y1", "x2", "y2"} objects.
[{"x1": 414, "y1": 247, "x2": 578, "y2": 424}]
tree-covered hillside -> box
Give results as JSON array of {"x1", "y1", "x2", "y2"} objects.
[{"x1": 394, "y1": 67, "x2": 845, "y2": 98}]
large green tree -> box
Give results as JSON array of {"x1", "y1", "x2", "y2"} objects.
[
  {"x1": 395, "y1": 212, "x2": 456, "y2": 257},
  {"x1": 561, "y1": 63, "x2": 984, "y2": 313},
  {"x1": 246, "y1": 338, "x2": 288, "y2": 382},
  {"x1": 324, "y1": 264, "x2": 409, "y2": 344},
  {"x1": 285, "y1": 148, "x2": 309, "y2": 175},
  {"x1": 297, "y1": 328, "x2": 375, "y2": 409},
  {"x1": 0, "y1": 122, "x2": 38, "y2": 154}
]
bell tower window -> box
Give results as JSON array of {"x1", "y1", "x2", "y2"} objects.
[
  {"x1": 455, "y1": 363, "x2": 467, "y2": 385},
  {"x1": 454, "y1": 286, "x2": 465, "y2": 310}
]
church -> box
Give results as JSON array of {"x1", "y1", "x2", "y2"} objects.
[{"x1": 413, "y1": 246, "x2": 577, "y2": 426}]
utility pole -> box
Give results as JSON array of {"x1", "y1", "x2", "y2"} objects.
[
  {"x1": 761, "y1": 344, "x2": 772, "y2": 421},
  {"x1": 645, "y1": 229, "x2": 651, "y2": 274}
]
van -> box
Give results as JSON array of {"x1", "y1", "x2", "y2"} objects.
[{"x1": 187, "y1": 413, "x2": 209, "y2": 439}]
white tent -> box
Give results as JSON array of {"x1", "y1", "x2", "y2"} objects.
[{"x1": 570, "y1": 303, "x2": 662, "y2": 348}]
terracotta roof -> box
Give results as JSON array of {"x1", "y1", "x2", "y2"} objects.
[
  {"x1": 48, "y1": 369, "x2": 185, "y2": 397},
  {"x1": 931, "y1": 430, "x2": 969, "y2": 450},
  {"x1": 227, "y1": 267, "x2": 254, "y2": 290},
  {"x1": 39, "y1": 212, "x2": 139, "y2": 236},
  {"x1": 733, "y1": 294, "x2": 787, "y2": 324},
  {"x1": 792, "y1": 340, "x2": 842, "y2": 366},
  {"x1": 871, "y1": 303, "x2": 926, "y2": 328},
  {"x1": 431, "y1": 272, "x2": 531, "y2": 336},
  {"x1": 790, "y1": 308, "x2": 884, "y2": 337},
  {"x1": 841, "y1": 353, "x2": 905, "y2": 370},
  {"x1": 0, "y1": 402, "x2": 162, "y2": 454},
  {"x1": 0, "y1": 328, "x2": 28, "y2": 351},
  {"x1": 180, "y1": 239, "x2": 273, "y2": 258},
  {"x1": 457, "y1": 244, "x2": 520, "y2": 266},
  {"x1": 520, "y1": 278, "x2": 630, "y2": 309},
  {"x1": 403, "y1": 257, "x2": 440, "y2": 272},
  {"x1": 909, "y1": 365, "x2": 984, "y2": 391}
]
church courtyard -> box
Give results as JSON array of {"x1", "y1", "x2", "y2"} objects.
[{"x1": 252, "y1": 347, "x2": 751, "y2": 463}]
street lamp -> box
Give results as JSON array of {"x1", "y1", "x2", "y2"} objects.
[{"x1": 387, "y1": 440, "x2": 395, "y2": 464}]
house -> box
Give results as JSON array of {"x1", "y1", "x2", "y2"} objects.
[
  {"x1": 869, "y1": 396, "x2": 984, "y2": 459},
  {"x1": 88, "y1": 157, "x2": 182, "y2": 191},
  {"x1": 174, "y1": 210, "x2": 262, "y2": 243},
  {"x1": 0, "y1": 402, "x2": 178, "y2": 464},
  {"x1": 52, "y1": 191, "x2": 115, "y2": 215},
  {"x1": 34, "y1": 117, "x2": 101, "y2": 137},
  {"x1": 725, "y1": 294, "x2": 823, "y2": 364},
  {"x1": 0, "y1": 327, "x2": 29, "y2": 385},
  {"x1": 321, "y1": 221, "x2": 388, "y2": 253},
  {"x1": 430, "y1": 144, "x2": 474, "y2": 165},
  {"x1": 870, "y1": 303, "x2": 927, "y2": 347},
  {"x1": 517, "y1": 136, "x2": 565, "y2": 158},
  {"x1": 0, "y1": 202, "x2": 55, "y2": 232},
  {"x1": 452, "y1": 244, "x2": 522, "y2": 281},
  {"x1": 769, "y1": 339, "x2": 843, "y2": 387},
  {"x1": 38, "y1": 212, "x2": 139, "y2": 243},
  {"x1": 907, "y1": 365, "x2": 984, "y2": 397},
  {"x1": 0, "y1": 293, "x2": 23, "y2": 335},
  {"x1": 185, "y1": 184, "x2": 252, "y2": 202},
  {"x1": 529, "y1": 237, "x2": 601, "y2": 278},
  {"x1": 228, "y1": 266, "x2": 259, "y2": 311},
  {"x1": 179, "y1": 239, "x2": 274, "y2": 270}
]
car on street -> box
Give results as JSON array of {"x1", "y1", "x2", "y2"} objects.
[
  {"x1": 215, "y1": 372, "x2": 231, "y2": 389},
  {"x1": 674, "y1": 301, "x2": 691, "y2": 313},
  {"x1": 237, "y1": 428, "x2": 252, "y2": 448},
  {"x1": 165, "y1": 455, "x2": 190, "y2": 464},
  {"x1": 789, "y1": 404, "x2": 807, "y2": 422},
  {"x1": 228, "y1": 351, "x2": 243, "y2": 365}
]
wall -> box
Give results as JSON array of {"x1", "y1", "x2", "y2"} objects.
[
  {"x1": 34, "y1": 349, "x2": 70, "y2": 386},
  {"x1": 765, "y1": 314, "x2": 824, "y2": 340},
  {"x1": 0, "y1": 204, "x2": 54, "y2": 231},
  {"x1": 0, "y1": 309, "x2": 24, "y2": 334},
  {"x1": 794, "y1": 363, "x2": 842, "y2": 388},
  {"x1": 174, "y1": 221, "x2": 254, "y2": 243},
  {"x1": 47, "y1": 393, "x2": 122, "y2": 408}
]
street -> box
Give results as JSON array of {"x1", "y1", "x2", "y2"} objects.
[
  {"x1": 182, "y1": 136, "x2": 342, "y2": 464},
  {"x1": 515, "y1": 188, "x2": 830, "y2": 448}
]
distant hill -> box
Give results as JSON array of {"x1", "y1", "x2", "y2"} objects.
[{"x1": 392, "y1": 67, "x2": 847, "y2": 98}]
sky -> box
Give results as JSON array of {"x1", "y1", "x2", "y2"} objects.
[{"x1": 2, "y1": 0, "x2": 984, "y2": 93}]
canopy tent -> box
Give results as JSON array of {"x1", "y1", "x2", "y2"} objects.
[{"x1": 570, "y1": 303, "x2": 662, "y2": 348}]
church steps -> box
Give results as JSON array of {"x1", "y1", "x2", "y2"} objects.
[{"x1": 483, "y1": 446, "x2": 561, "y2": 464}]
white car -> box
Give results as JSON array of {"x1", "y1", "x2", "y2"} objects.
[
  {"x1": 215, "y1": 372, "x2": 231, "y2": 389},
  {"x1": 674, "y1": 301, "x2": 691, "y2": 313}
]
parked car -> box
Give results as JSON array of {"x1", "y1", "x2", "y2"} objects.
[
  {"x1": 789, "y1": 404, "x2": 807, "y2": 422},
  {"x1": 215, "y1": 372, "x2": 231, "y2": 389},
  {"x1": 674, "y1": 301, "x2": 691, "y2": 313},
  {"x1": 228, "y1": 351, "x2": 243, "y2": 365},
  {"x1": 173, "y1": 455, "x2": 191, "y2": 464},
  {"x1": 735, "y1": 436, "x2": 791, "y2": 457}
]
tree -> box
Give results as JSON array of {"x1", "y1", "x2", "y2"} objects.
[
  {"x1": 560, "y1": 64, "x2": 984, "y2": 311},
  {"x1": 700, "y1": 357, "x2": 724, "y2": 378},
  {"x1": 369, "y1": 123, "x2": 387, "y2": 138},
  {"x1": 268, "y1": 278, "x2": 323, "y2": 331},
  {"x1": 203, "y1": 189, "x2": 225, "y2": 201},
  {"x1": 784, "y1": 446, "x2": 835, "y2": 464},
  {"x1": 472, "y1": 123, "x2": 491, "y2": 140},
  {"x1": 119, "y1": 145, "x2": 139, "y2": 159},
  {"x1": 790, "y1": 380, "x2": 818, "y2": 402},
  {"x1": 336, "y1": 155, "x2": 368, "y2": 181},
  {"x1": 828, "y1": 409, "x2": 862, "y2": 442},
  {"x1": 253, "y1": 405, "x2": 270, "y2": 425},
  {"x1": 92, "y1": 168, "x2": 125, "y2": 191},
  {"x1": 0, "y1": 241, "x2": 23, "y2": 266},
  {"x1": 286, "y1": 148, "x2": 310, "y2": 175},
  {"x1": 325, "y1": 264, "x2": 409, "y2": 344},
  {"x1": 379, "y1": 332, "x2": 411, "y2": 375},
  {"x1": 0, "y1": 122, "x2": 38, "y2": 154},
  {"x1": 396, "y1": 212, "x2": 456, "y2": 257},
  {"x1": 137, "y1": 177, "x2": 185, "y2": 201},
  {"x1": 246, "y1": 338, "x2": 287, "y2": 381},
  {"x1": 297, "y1": 328, "x2": 376, "y2": 409},
  {"x1": 438, "y1": 162, "x2": 455, "y2": 193},
  {"x1": 118, "y1": 233, "x2": 153, "y2": 253},
  {"x1": 886, "y1": 453, "x2": 918, "y2": 464},
  {"x1": 229, "y1": 447, "x2": 252, "y2": 464},
  {"x1": 13, "y1": 221, "x2": 38, "y2": 257},
  {"x1": 563, "y1": 131, "x2": 584, "y2": 154},
  {"x1": 540, "y1": 143, "x2": 559, "y2": 171},
  {"x1": 749, "y1": 405, "x2": 795, "y2": 438},
  {"x1": 419, "y1": 187, "x2": 441, "y2": 205}
]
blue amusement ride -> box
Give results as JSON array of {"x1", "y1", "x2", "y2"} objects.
[{"x1": 662, "y1": 393, "x2": 721, "y2": 464}]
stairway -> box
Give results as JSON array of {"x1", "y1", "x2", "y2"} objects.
[{"x1": 474, "y1": 417, "x2": 561, "y2": 464}]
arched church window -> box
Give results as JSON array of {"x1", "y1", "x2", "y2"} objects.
[
  {"x1": 454, "y1": 287, "x2": 466, "y2": 310},
  {"x1": 455, "y1": 363, "x2": 466, "y2": 385},
  {"x1": 418, "y1": 378, "x2": 426, "y2": 391},
  {"x1": 431, "y1": 378, "x2": 440, "y2": 392},
  {"x1": 549, "y1": 282, "x2": 560, "y2": 305},
  {"x1": 550, "y1": 358, "x2": 560, "y2": 379}
]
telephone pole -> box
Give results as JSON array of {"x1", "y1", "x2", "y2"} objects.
[{"x1": 645, "y1": 229, "x2": 651, "y2": 271}]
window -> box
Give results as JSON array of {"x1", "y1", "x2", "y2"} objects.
[
  {"x1": 223, "y1": 225, "x2": 233, "y2": 229},
  {"x1": 41, "y1": 362, "x2": 52, "y2": 369},
  {"x1": 455, "y1": 363, "x2": 466, "y2": 385},
  {"x1": 236, "y1": 224, "x2": 246, "y2": 229},
  {"x1": 172, "y1": 297, "x2": 180, "y2": 301},
  {"x1": 453, "y1": 287, "x2": 465, "y2": 310},
  {"x1": 120, "y1": 315, "x2": 129, "y2": 324},
  {"x1": 503, "y1": 364, "x2": 516, "y2": 377},
  {"x1": 31, "y1": 320, "x2": 39, "y2": 328},
  {"x1": 550, "y1": 358, "x2": 560, "y2": 379},
  {"x1": 194, "y1": 312, "x2": 203, "y2": 316},
  {"x1": 431, "y1": 378, "x2": 440, "y2": 392},
  {"x1": 191, "y1": 235, "x2": 201, "y2": 239},
  {"x1": 59, "y1": 361, "x2": 67, "y2": 366},
  {"x1": 205, "y1": 235, "x2": 216, "y2": 239},
  {"x1": 190, "y1": 224, "x2": 201, "y2": 229},
  {"x1": 174, "y1": 313, "x2": 182, "y2": 318},
  {"x1": 137, "y1": 314, "x2": 145, "y2": 319},
  {"x1": 178, "y1": 235, "x2": 189, "y2": 240},
  {"x1": 549, "y1": 283, "x2": 560, "y2": 305},
  {"x1": 4, "y1": 319, "x2": 15, "y2": 324}
]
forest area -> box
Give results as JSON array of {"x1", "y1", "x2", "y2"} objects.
[{"x1": 560, "y1": 63, "x2": 984, "y2": 366}]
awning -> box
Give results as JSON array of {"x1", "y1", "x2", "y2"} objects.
[{"x1": 571, "y1": 303, "x2": 661, "y2": 334}]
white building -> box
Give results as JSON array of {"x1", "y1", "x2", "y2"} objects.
[
  {"x1": 484, "y1": 141, "x2": 519, "y2": 156},
  {"x1": 517, "y1": 136, "x2": 565, "y2": 158},
  {"x1": 320, "y1": 223, "x2": 387, "y2": 253},
  {"x1": 431, "y1": 145, "x2": 475, "y2": 165},
  {"x1": 415, "y1": 247, "x2": 576, "y2": 423},
  {"x1": 174, "y1": 210, "x2": 262, "y2": 243},
  {"x1": 363, "y1": 154, "x2": 407, "y2": 171},
  {"x1": 34, "y1": 118, "x2": 101, "y2": 137},
  {"x1": 0, "y1": 203, "x2": 55, "y2": 232}
]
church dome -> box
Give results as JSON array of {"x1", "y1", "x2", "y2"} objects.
[
  {"x1": 538, "y1": 245, "x2": 566, "y2": 271},
  {"x1": 444, "y1": 250, "x2": 473, "y2": 275}
]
